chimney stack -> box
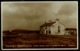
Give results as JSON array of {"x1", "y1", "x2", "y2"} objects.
[
  {"x1": 56, "y1": 18, "x2": 59, "y2": 21},
  {"x1": 55, "y1": 18, "x2": 59, "y2": 23}
]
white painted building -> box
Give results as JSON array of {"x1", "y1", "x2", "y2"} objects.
[{"x1": 40, "y1": 19, "x2": 65, "y2": 35}]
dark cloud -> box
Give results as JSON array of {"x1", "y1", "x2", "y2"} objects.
[
  {"x1": 3, "y1": 3, "x2": 52, "y2": 20},
  {"x1": 2, "y1": 2, "x2": 78, "y2": 30},
  {"x1": 58, "y1": 3, "x2": 77, "y2": 16}
]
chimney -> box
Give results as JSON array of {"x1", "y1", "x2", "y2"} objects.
[
  {"x1": 56, "y1": 18, "x2": 59, "y2": 21},
  {"x1": 55, "y1": 18, "x2": 59, "y2": 23}
]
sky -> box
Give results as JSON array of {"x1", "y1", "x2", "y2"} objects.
[{"x1": 1, "y1": 1, "x2": 78, "y2": 30}]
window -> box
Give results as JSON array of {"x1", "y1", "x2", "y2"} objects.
[
  {"x1": 58, "y1": 26, "x2": 60, "y2": 33},
  {"x1": 49, "y1": 30, "x2": 51, "y2": 34},
  {"x1": 46, "y1": 30, "x2": 47, "y2": 34}
]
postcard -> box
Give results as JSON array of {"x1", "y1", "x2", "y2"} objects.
[{"x1": 1, "y1": 1, "x2": 78, "y2": 50}]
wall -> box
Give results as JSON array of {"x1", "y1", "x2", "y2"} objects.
[
  {"x1": 40, "y1": 20, "x2": 65, "y2": 35},
  {"x1": 50, "y1": 21, "x2": 65, "y2": 35}
]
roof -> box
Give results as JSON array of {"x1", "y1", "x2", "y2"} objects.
[
  {"x1": 40, "y1": 22, "x2": 55, "y2": 27},
  {"x1": 65, "y1": 28, "x2": 77, "y2": 30}
]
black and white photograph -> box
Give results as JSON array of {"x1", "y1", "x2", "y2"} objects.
[{"x1": 1, "y1": 1, "x2": 78, "y2": 50}]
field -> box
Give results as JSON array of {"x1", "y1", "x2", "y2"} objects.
[{"x1": 3, "y1": 33, "x2": 77, "y2": 48}]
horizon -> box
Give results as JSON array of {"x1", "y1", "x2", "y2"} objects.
[{"x1": 3, "y1": 27, "x2": 77, "y2": 31}]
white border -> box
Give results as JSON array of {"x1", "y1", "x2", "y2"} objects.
[
  {"x1": 1, "y1": 1, "x2": 78, "y2": 50},
  {"x1": 1, "y1": 1, "x2": 78, "y2": 3}
]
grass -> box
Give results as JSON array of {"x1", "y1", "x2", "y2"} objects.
[{"x1": 3, "y1": 33, "x2": 77, "y2": 48}]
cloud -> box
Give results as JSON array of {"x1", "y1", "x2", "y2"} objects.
[
  {"x1": 2, "y1": 2, "x2": 78, "y2": 30},
  {"x1": 58, "y1": 2, "x2": 77, "y2": 16}
]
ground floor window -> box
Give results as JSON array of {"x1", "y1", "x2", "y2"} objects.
[
  {"x1": 46, "y1": 30, "x2": 51, "y2": 34},
  {"x1": 49, "y1": 30, "x2": 51, "y2": 34}
]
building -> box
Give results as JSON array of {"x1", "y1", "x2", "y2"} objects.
[
  {"x1": 65, "y1": 28, "x2": 77, "y2": 35},
  {"x1": 40, "y1": 19, "x2": 65, "y2": 35}
]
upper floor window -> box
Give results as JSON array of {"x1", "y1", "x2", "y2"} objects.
[{"x1": 58, "y1": 26, "x2": 60, "y2": 33}]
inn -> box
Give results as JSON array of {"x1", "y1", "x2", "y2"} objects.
[{"x1": 40, "y1": 19, "x2": 65, "y2": 35}]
